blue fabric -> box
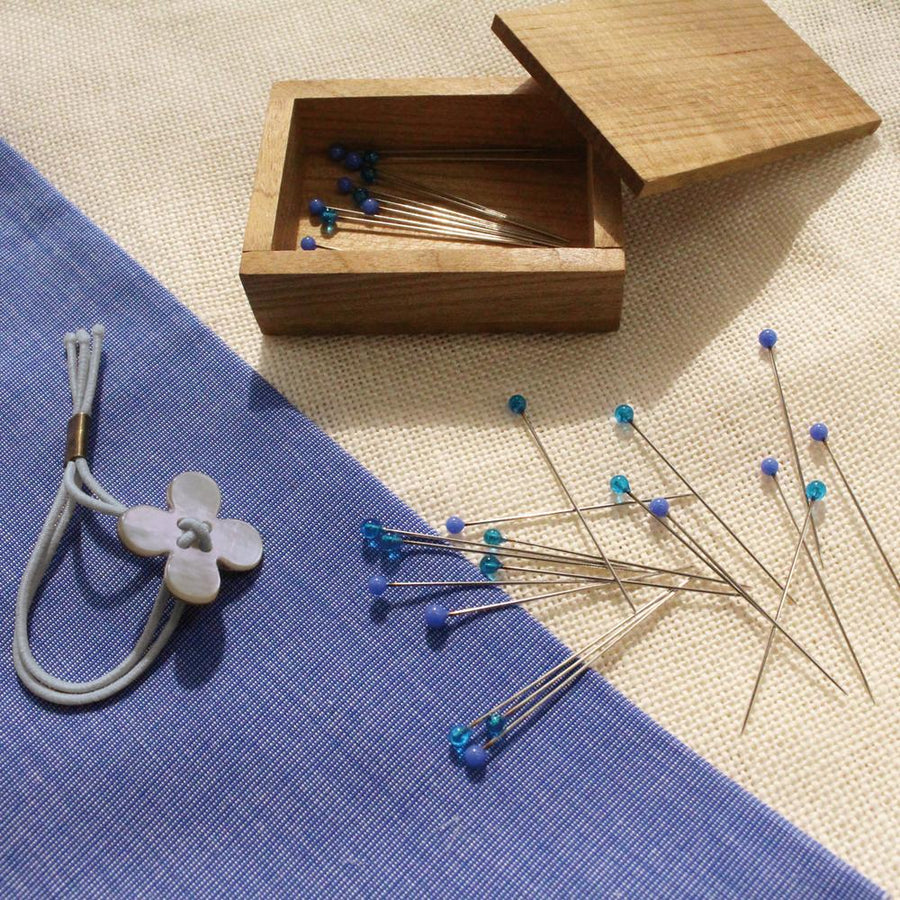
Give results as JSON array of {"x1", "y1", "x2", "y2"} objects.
[{"x1": 0, "y1": 139, "x2": 882, "y2": 899}]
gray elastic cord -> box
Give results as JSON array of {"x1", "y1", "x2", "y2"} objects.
[{"x1": 12, "y1": 325, "x2": 186, "y2": 706}]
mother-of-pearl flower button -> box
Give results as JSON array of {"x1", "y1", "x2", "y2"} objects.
[{"x1": 118, "y1": 471, "x2": 263, "y2": 604}]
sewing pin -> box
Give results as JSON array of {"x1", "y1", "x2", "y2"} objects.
[
  {"x1": 510, "y1": 396, "x2": 637, "y2": 612},
  {"x1": 309, "y1": 199, "x2": 553, "y2": 247},
  {"x1": 333, "y1": 145, "x2": 583, "y2": 164},
  {"x1": 339, "y1": 179, "x2": 567, "y2": 247},
  {"x1": 760, "y1": 457, "x2": 873, "y2": 700},
  {"x1": 449, "y1": 492, "x2": 694, "y2": 530},
  {"x1": 453, "y1": 583, "x2": 682, "y2": 769},
  {"x1": 758, "y1": 329, "x2": 825, "y2": 564},
  {"x1": 810, "y1": 422, "x2": 899, "y2": 594},
  {"x1": 616, "y1": 476, "x2": 846, "y2": 696},
  {"x1": 369, "y1": 522, "x2": 731, "y2": 587},
  {"x1": 613, "y1": 403, "x2": 803, "y2": 606},
  {"x1": 369, "y1": 171, "x2": 569, "y2": 246},
  {"x1": 741, "y1": 480, "x2": 830, "y2": 732},
  {"x1": 299, "y1": 235, "x2": 341, "y2": 251}
]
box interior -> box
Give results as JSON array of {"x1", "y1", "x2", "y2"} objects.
[{"x1": 272, "y1": 93, "x2": 597, "y2": 252}]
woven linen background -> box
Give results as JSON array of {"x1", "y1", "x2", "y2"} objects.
[{"x1": 3, "y1": 0, "x2": 898, "y2": 892}]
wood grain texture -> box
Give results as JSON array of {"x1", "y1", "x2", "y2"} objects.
[
  {"x1": 241, "y1": 77, "x2": 626, "y2": 333},
  {"x1": 241, "y1": 249, "x2": 624, "y2": 333},
  {"x1": 493, "y1": 0, "x2": 881, "y2": 196}
]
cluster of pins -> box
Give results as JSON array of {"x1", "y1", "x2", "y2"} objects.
[
  {"x1": 360, "y1": 328, "x2": 896, "y2": 770},
  {"x1": 299, "y1": 141, "x2": 571, "y2": 250}
]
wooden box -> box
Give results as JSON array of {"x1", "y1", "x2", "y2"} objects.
[
  {"x1": 242, "y1": 0, "x2": 880, "y2": 335},
  {"x1": 241, "y1": 78, "x2": 625, "y2": 334}
]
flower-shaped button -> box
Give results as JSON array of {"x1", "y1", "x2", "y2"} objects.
[{"x1": 117, "y1": 471, "x2": 263, "y2": 604}]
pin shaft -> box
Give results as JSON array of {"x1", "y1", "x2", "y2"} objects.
[
  {"x1": 519, "y1": 411, "x2": 636, "y2": 612},
  {"x1": 630, "y1": 422, "x2": 802, "y2": 605},
  {"x1": 482, "y1": 585, "x2": 680, "y2": 747},
  {"x1": 626, "y1": 491, "x2": 846, "y2": 695},
  {"x1": 462, "y1": 492, "x2": 694, "y2": 527},
  {"x1": 389, "y1": 528, "x2": 730, "y2": 585},
  {"x1": 766, "y1": 350, "x2": 825, "y2": 563},
  {"x1": 823, "y1": 440, "x2": 899, "y2": 593},
  {"x1": 772, "y1": 477, "x2": 873, "y2": 700},
  {"x1": 741, "y1": 504, "x2": 813, "y2": 732}
]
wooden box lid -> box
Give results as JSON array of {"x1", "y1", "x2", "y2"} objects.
[{"x1": 493, "y1": 0, "x2": 881, "y2": 196}]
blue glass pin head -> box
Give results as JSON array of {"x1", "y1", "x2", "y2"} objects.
[
  {"x1": 308, "y1": 198, "x2": 326, "y2": 217},
  {"x1": 483, "y1": 528, "x2": 505, "y2": 546},
  {"x1": 479, "y1": 554, "x2": 502, "y2": 578},
  {"x1": 424, "y1": 602, "x2": 449, "y2": 629},
  {"x1": 760, "y1": 456, "x2": 780, "y2": 477},
  {"x1": 486, "y1": 712, "x2": 505, "y2": 738},
  {"x1": 379, "y1": 531, "x2": 403, "y2": 561},
  {"x1": 613, "y1": 404, "x2": 634, "y2": 425},
  {"x1": 320, "y1": 208, "x2": 338, "y2": 226},
  {"x1": 300, "y1": 235, "x2": 317, "y2": 251},
  {"x1": 610, "y1": 474, "x2": 630, "y2": 495},
  {"x1": 446, "y1": 515, "x2": 465, "y2": 535},
  {"x1": 758, "y1": 328, "x2": 778, "y2": 349},
  {"x1": 363, "y1": 150, "x2": 380, "y2": 166},
  {"x1": 810, "y1": 422, "x2": 829, "y2": 442},
  {"x1": 344, "y1": 151, "x2": 363, "y2": 171},
  {"x1": 328, "y1": 143, "x2": 346, "y2": 162},
  {"x1": 336, "y1": 176, "x2": 354, "y2": 194},
  {"x1": 508, "y1": 394, "x2": 527, "y2": 415},
  {"x1": 361, "y1": 166, "x2": 377, "y2": 184},
  {"x1": 368, "y1": 574, "x2": 388, "y2": 597},
  {"x1": 448, "y1": 725, "x2": 472, "y2": 759},
  {"x1": 648, "y1": 497, "x2": 670, "y2": 517},
  {"x1": 806, "y1": 480, "x2": 827, "y2": 502},
  {"x1": 351, "y1": 186, "x2": 370, "y2": 206},
  {"x1": 361, "y1": 518, "x2": 384, "y2": 546},
  {"x1": 361, "y1": 198, "x2": 380, "y2": 216}
]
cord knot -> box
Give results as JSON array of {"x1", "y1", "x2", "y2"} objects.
[{"x1": 176, "y1": 517, "x2": 213, "y2": 552}]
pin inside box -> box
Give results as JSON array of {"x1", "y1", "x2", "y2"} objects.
[{"x1": 241, "y1": 0, "x2": 879, "y2": 335}]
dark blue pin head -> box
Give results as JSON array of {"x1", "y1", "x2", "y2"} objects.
[
  {"x1": 760, "y1": 456, "x2": 780, "y2": 477},
  {"x1": 445, "y1": 515, "x2": 465, "y2": 535},
  {"x1": 809, "y1": 422, "x2": 829, "y2": 443},
  {"x1": 361, "y1": 198, "x2": 380, "y2": 216},
  {"x1": 463, "y1": 745, "x2": 488, "y2": 770},
  {"x1": 648, "y1": 497, "x2": 670, "y2": 518},
  {"x1": 344, "y1": 151, "x2": 363, "y2": 171},
  {"x1": 424, "y1": 602, "x2": 449, "y2": 629},
  {"x1": 758, "y1": 328, "x2": 778, "y2": 349},
  {"x1": 300, "y1": 235, "x2": 317, "y2": 251},
  {"x1": 336, "y1": 176, "x2": 354, "y2": 194},
  {"x1": 308, "y1": 198, "x2": 326, "y2": 217},
  {"x1": 328, "y1": 143, "x2": 347, "y2": 162},
  {"x1": 362, "y1": 150, "x2": 380, "y2": 166},
  {"x1": 507, "y1": 394, "x2": 527, "y2": 415},
  {"x1": 368, "y1": 574, "x2": 388, "y2": 597}
]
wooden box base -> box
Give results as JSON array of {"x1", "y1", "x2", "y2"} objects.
[{"x1": 241, "y1": 78, "x2": 625, "y2": 334}]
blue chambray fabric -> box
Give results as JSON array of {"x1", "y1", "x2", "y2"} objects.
[{"x1": 0, "y1": 140, "x2": 883, "y2": 899}]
